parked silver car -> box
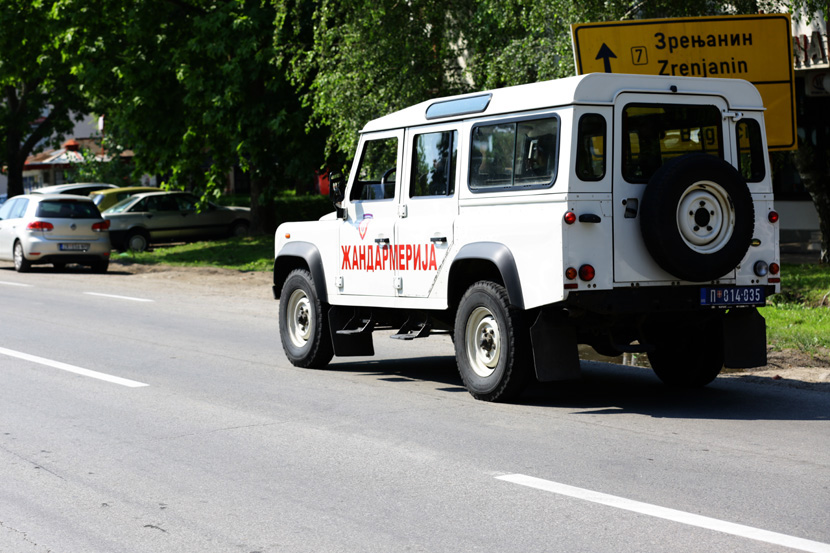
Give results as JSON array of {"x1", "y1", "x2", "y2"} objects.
[
  {"x1": 0, "y1": 194, "x2": 111, "y2": 272},
  {"x1": 103, "y1": 191, "x2": 251, "y2": 252}
]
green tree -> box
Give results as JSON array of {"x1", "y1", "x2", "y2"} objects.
[
  {"x1": 56, "y1": 0, "x2": 326, "y2": 233},
  {"x1": 0, "y1": 0, "x2": 88, "y2": 197}
]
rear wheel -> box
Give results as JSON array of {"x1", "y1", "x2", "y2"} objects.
[
  {"x1": 279, "y1": 269, "x2": 334, "y2": 368},
  {"x1": 13, "y1": 241, "x2": 31, "y2": 273},
  {"x1": 126, "y1": 229, "x2": 150, "y2": 253},
  {"x1": 454, "y1": 281, "x2": 529, "y2": 402},
  {"x1": 229, "y1": 220, "x2": 249, "y2": 238},
  {"x1": 647, "y1": 314, "x2": 724, "y2": 387}
]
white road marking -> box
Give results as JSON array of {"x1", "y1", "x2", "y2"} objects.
[
  {"x1": 497, "y1": 474, "x2": 830, "y2": 553},
  {"x1": 0, "y1": 281, "x2": 34, "y2": 287},
  {"x1": 84, "y1": 292, "x2": 154, "y2": 302},
  {"x1": 0, "y1": 347, "x2": 149, "y2": 388}
]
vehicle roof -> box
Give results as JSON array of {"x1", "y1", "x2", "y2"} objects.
[
  {"x1": 32, "y1": 183, "x2": 118, "y2": 194},
  {"x1": 91, "y1": 186, "x2": 160, "y2": 195},
  {"x1": 361, "y1": 73, "x2": 765, "y2": 133},
  {"x1": 19, "y1": 193, "x2": 95, "y2": 202}
]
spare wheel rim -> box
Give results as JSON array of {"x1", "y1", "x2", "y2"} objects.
[{"x1": 676, "y1": 180, "x2": 735, "y2": 254}]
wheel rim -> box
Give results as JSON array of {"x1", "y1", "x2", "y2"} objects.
[
  {"x1": 676, "y1": 181, "x2": 735, "y2": 254},
  {"x1": 465, "y1": 306, "x2": 501, "y2": 378},
  {"x1": 286, "y1": 288, "x2": 312, "y2": 348},
  {"x1": 13, "y1": 243, "x2": 24, "y2": 269},
  {"x1": 128, "y1": 234, "x2": 147, "y2": 252}
]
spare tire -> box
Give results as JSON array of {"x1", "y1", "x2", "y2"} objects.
[{"x1": 639, "y1": 153, "x2": 754, "y2": 282}]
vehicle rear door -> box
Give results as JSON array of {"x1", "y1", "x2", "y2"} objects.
[
  {"x1": 395, "y1": 124, "x2": 460, "y2": 298},
  {"x1": 612, "y1": 94, "x2": 732, "y2": 283}
]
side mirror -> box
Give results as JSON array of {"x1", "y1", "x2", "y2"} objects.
[
  {"x1": 328, "y1": 170, "x2": 346, "y2": 204},
  {"x1": 328, "y1": 170, "x2": 347, "y2": 219}
]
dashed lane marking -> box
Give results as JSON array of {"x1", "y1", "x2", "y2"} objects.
[
  {"x1": 84, "y1": 292, "x2": 154, "y2": 302},
  {"x1": 497, "y1": 474, "x2": 830, "y2": 553},
  {"x1": 0, "y1": 347, "x2": 149, "y2": 388}
]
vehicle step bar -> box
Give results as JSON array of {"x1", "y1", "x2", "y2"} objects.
[{"x1": 390, "y1": 316, "x2": 431, "y2": 340}]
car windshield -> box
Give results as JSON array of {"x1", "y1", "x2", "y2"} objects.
[
  {"x1": 36, "y1": 200, "x2": 100, "y2": 219},
  {"x1": 104, "y1": 197, "x2": 137, "y2": 214}
]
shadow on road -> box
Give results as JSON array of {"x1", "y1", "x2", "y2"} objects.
[{"x1": 330, "y1": 356, "x2": 830, "y2": 422}]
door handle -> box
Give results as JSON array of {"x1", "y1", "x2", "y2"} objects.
[
  {"x1": 375, "y1": 237, "x2": 390, "y2": 244},
  {"x1": 430, "y1": 236, "x2": 447, "y2": 243}
]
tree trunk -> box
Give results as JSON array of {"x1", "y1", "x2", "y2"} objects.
[
  {"x1": 793, "y1": 146, "x2": 830, "y2": 263},
  {"x1": 249, "y1": 174, "x2": 277, "y2": 236}
]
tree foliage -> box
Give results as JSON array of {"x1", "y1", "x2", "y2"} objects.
[
  {"x1": 55, "y1": 0, "x2": 326, "y2": 232},
  {"x1": 0, "y1": 0, "x2": 87, "y2": 197}
]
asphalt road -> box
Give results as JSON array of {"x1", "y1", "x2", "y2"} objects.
[{"x1": 1, "y1": 263, "x2": 828, "y2": 553}]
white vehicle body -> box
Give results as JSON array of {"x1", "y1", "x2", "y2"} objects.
[{"x1": 274, "y1": 73, "x2": 780, "y2": 402}]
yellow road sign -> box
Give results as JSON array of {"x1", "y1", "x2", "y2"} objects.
[{"x1": 572, "y1": 14, "x2": 797, "y2": 150}]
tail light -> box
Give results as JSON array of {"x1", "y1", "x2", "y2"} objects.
[
  {"x1": 27, "y1": 221, "x2": 54, "y2": 231},
  {"x1": 753, "y1": 261, "x2": 769, "y2": 277},
  {"x1": 563, "y1": 211, "x2": 576, "y2": 225},
  {"x1": 769, "y1": 263, "x2": 780, "y2": 275},
  {"x1": 768, "y1": 211, "x2": 779, "y2": 223},
  {"x1": 579, "y1": 264, "x2": 596, "y2": 281},
  {"x1": 92, "y1": 220, "x2": 111, "y2": 232}
]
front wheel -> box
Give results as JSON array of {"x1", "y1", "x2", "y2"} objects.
[
  {"x1": 279, "y1": 269, "x2": 334, "y2": 368},
  {"x1": 454, "y1": 281, "x2": 529, "y2": 402},
  {"x1": 126, "y1": 229, "x2": 150, "y2": 253}
]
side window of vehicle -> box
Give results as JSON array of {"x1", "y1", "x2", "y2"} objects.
[
  {"x1": 12, "y1": 199, "x2": 29, "y2": 219},
  {"x1": 470, "y1": 116, "x2": 558, "y2": 191},
  {"x1": 575, "y1": 114, "x2": 606, "y2": 181},
  {"x1": 0, "y1": 198, "x2": 17, "y2": 220},
  {"x1": 350, "y1": 137, "x2": 399, "y2": 201},
  {"x1": 737, "y1": 119, "x2": 765, "y2": 183},
  {"x1": 175, "y1": 195, "x2": 198, "y2": 211},
  {"x1": 410, "y1": 130, "x2": 457, "y2": 198},
  {"x1": 131, "y1": 199, "x2": 149, "y2": 212}
]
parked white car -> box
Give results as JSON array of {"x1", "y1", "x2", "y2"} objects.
[{"x1": 0, "y1": 194, "x2": 111, "y2": 272}]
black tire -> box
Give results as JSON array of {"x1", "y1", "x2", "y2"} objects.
[
  {"x1": 126, "y1": 229, "x2": 150, "y2": 253},
  {"x1": 229, "y1": 220, "x2": 249, "y2": 238},
  {"x1": 279, "y1": 269, "x2": 334, "y2": 368},
  {"x1": 640, "y1": 153, "x2": 754, "y2": 282},
  {"x1": 454, "y1": 281, "x2": 529, "y2": 402},
  {"x1": 646, "y1": 313, "x2": 724, "y2": 388},
  {"x1": 13, "y1": 241, "x2": 31, "y2": 273}
]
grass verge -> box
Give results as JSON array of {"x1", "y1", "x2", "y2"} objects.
[{"x1": 764, "y1": 264, "x2": 830, "y2": 353}]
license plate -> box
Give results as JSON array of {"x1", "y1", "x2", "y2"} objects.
[
  {"x1": 59, "y1": 243, "x2": 89, "y2": 252},
  {"x1": 700, "y1": 286, "x2": 765, "y2": 307}
]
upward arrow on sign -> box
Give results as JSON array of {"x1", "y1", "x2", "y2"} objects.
[{"x1": 595, "y1": 43, "x2": 617, "y2": 73}]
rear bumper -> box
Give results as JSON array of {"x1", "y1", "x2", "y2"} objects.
[{"x1": 22, "y1": 235, "x2": 111, "y2": 265}]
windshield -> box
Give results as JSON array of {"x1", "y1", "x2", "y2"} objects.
[{"x1": 104, "y1": 197, "x2": 137, "y2": 214}]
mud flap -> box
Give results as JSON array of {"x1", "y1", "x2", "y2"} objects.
[
  {"x1": 723, "y1": 307, "x2": 767, "y2": 368},
  {"x1": 529, "y1": 308, "x2": 581, "y2": 382},
  {"x1": 328, "y1": 307, "x2": 375, "y2": 357}
]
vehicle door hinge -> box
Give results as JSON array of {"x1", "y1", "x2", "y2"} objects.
[
  {"x1": 335, "y1": 276, "x2": 344, "y2": 289},
  {"x1": 398, "y1": 205, "x2": 408, "y2": 218},
  {"x1": 723, "y1": 110, "x2": 744, "y2": 122},
  {"x1": 394, "y1": 276, "x2": 403, "y2": 290}
]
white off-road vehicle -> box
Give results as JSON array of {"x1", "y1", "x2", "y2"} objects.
[{"x1": 273, "y1": 73, "x2": 780, "y2": 402}]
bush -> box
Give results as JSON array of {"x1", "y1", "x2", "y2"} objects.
[{"x1": 272, "y1": 195, "x2": 334, "y2": 227}]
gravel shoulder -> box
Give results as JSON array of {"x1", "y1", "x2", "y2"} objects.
[{"x1": 111, "y1": 260, "x2": 830, "y2": 391}]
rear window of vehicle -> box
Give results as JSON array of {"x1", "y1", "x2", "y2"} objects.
[
  {"x1": 622, "y1": 103, "x2": 723, "y2": 183},
  {"x1": 36, "y1": 200, "x2": 100, "y2": 219}
]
